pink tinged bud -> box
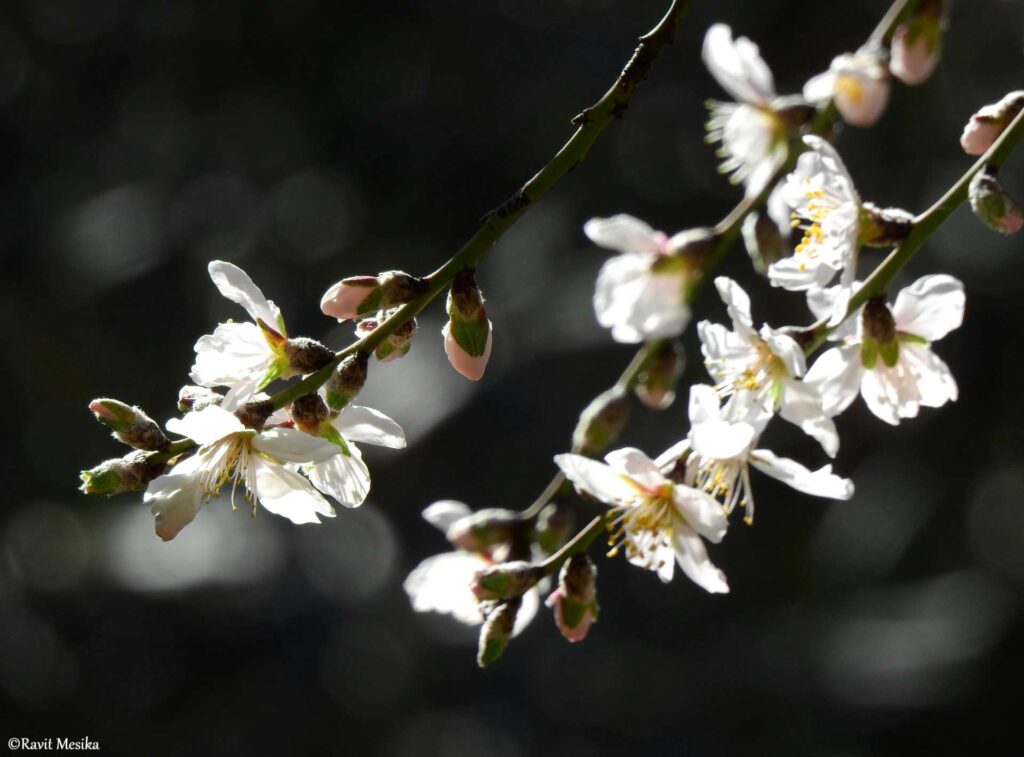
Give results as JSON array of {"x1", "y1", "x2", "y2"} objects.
[
  {"x1": 320, "y1": 276, "x2": 379, "y2": 321},
  {"x1": 443, "y1": 320, "x2": 493, "y2": 381},
  {"x1": 834, "y1": 71, "x2": 889, "y2": 127},
  {"x1": 960, "y1": 92, "x2": 1024, "y2": 156},
  {"x1": 970, "y1": 168, "x2": 1023, "y2": 235},
  {"x1": 546, "y1": 588, "x2": 596, "y2": 643},
  {"x1": 890, "y1": 24, "x2": 938, "y2": 86}
]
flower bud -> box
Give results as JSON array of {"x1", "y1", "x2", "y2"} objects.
[
  {"x1": 477, "y1": 597, "x2": 520, "y2": 667},
  {"x1": 546, "y1": 553, "x2": 598, "y2": 643},
  {"x1": 890, "y1": 22, "x2": 940, "y2": 86},
  {"x1": 742, "y1": 211, "x2": 789, "y2": 275},
  {"x1": 572, "y1": 386, "x2": 629, "y2": 456},
  {"x1": 634, "y1": 340, "x2": 684, "y2": 410},
  {"x1": 79, "y1": 451, "x2": 168, "y2": 495},
  {"x1": 969, "y1": 167, "x2": 1023, "y2": 235},
  {"x1": 533, "y1": 503, "x2": 573, "y2": 555},
  {"x1": 283, "y1": 337, "x2": 335, "y2": 374},
  {"x1": 859, "y1": 202, "x2": 915, "y2": 247},
  {"x1": 178, "y1": 385, "x2": 222, "y2": 413},
  {"x1": 443, "y1": 271, "x2": 493, "y2": 381},
  {"x1": 471, "y1": 560, "x2": 543, "y2": 601},
  {"x1": 861, "y1": 297, "x2": 899, "y2": 369},
  {"x1": 290, "y1": 393, "x2": 329, "y2": 434},
  {"x1": 445, "y1": 508, "x2": 520, "y2": 554},
  {"x1": 234, "y1": 399, "x2": 275, "y2": 431},
  {"x1": 324, "y1": 352, "x2": 369, "y2": 411},
  {"x1": 815, "y1": 52, "x2": 890, "y2": 128},
  {"x1": 89, "y1": 398, "x2": 170, "y2": 452},
  {"x1": 357, "y1": 312, "x2": 417, "y2": 362},
  {"x1": 321, "y1": 271, "x2": 428, "y2": 321},
  {"x1": 961, "y1": 92, "x2": 1024, "y2": 156}
]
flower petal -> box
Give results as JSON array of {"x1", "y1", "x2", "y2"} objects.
[
  {"x1": 252, "y1": 457, "x2": 335, "y2": 523},
  {"x1": 672, "y1": 486, "x2": 728, "y2": 543},
  {"x1": 891, "y1": 274, "x2": 965, "y2": 342},
  {"x1": 144, "y1": 454, "x2": 205, "y2": 541},
  {"x1": 749, "y1": 449, "x2": 854, "y2": 500},
  {"x1": 403, "y1": 551, "x2": 486, "y2": 626},
  {"x1": 166, "y1": 405, "x2": 244, "y2": 445},
  {"x1": 333, "y1": 405, "x2": 406, "y2": 449},
  {"x1": 804, "y1": 345, "x2": 864, "y2": 417},
  {"x1": 306, "y1": 444, "x2": 371, "y2": 508},
  {"x1": 422, "y1": 500, "x2": 473, "y2": 532},
  {"x1": 252, "y1": 428, "x2": 340, "y2": 464},
  {"x1": 702, "y1": 23, "x2": 775, "y2": 105},
  {"x1": 554, "y1": 453, "x2": 636, "y2": 505},
  {"x1": 778, "y1": 378, "x2": 840, "y2": 457},
  {"x1": 603, "y1": 447, "x2": 667, "y2": 490},
  {"x1": 714, "y1": 276, "x2": 756, "y2": 337},
  {"x1": 208, "y1": 260, "x2": 284, "y2": 334},
  {"x1": 584, "y1": 215, "x2": 660, "y2": 254},
  {"x1": 671, "y1": 522, "x2": 729, "y2": 594}
]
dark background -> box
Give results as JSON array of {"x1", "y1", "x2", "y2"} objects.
[{"x1": 2, "y1": 0, "x2": 1023, "y2": 754}]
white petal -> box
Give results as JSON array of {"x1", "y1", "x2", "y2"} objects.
[
  {"x1": 691, "y1": 418, "x2": 756, "y2": 460},
  {"x1": 768, "y1": 255, "x2": 840, "y2": 292},
  {"x1": 603, "y1": 447, "x2": 667, "y2": 491},
  {"x1": 672, "y1": 486, "x2": 728, "y2": 543},
  {"x1": 306, "y1": 444, "x2": 372, "y2": 508},
  {"x1": 714, "y1": 276, "x2": 756, "y2": 338},
  {"x1": 860, "y1": 363, "x2": 915, "y2": 425},
  {"x1": 901, "y1": 343, "x2": 959, "y2": 409},
  {"x1": 252, "y1": 428, "x2": 339, "y2": 464},
  {"x1": 208, "y1": 260, "x2": 284, "y2": 333},
  {"x1": 687, "y1": 383, "x2": 723, "y2": 426},
  {"x1": 403, "y1": 552, "x2": 486, "y2": 626},
  {"x1": 554, "y1": 453, "x2": 636, "y2": 505},
  {"x1": 671, "y1": 522, "x2": 729, "y2": 594},
  {"x1": 749, "y1": 449, "x2": 854, "y2": 500},
  {"x1": 166, "y1": 405, "x2": 244, "y2": 445},
  {"x1": 803, "y1": 70, "x2": 835, "y2": 103},
  {"x1": 333, "y1": 405, "x2": 407, "y2": 449},
  {"x1": 654, "y1": 439, "x2": 691, "y2": 470},
  {"x1": 144, "y1": 454, "x2": 205, "y2": 541},
  {"x1": 702, "y1": 24, "x2": 775, "y2": 105},
  {"x1": 252, "y1": 457, "x2": 335, "y2": 523},
  {"x1": 593, "y1": 254, "x2": 689, "y2": 343},
  {"x1": 804, "y1": 346, "x2": 864, "y2": 417},
  {"x1": 190, "y1": 322, "x2": 275, "y2": 393},
  {"x1": 778, "y1": 378, "x2": 840, "y2": 457},
  {"x1": 891, "y1": 274, "x2": 965, "y2": 341},
  {"x1": 422, "y1": 500, "x2": 473, "y2": 532},
  {"x1": 584, "y1": 215, "x2": 660, "y2": 254},
  {"x1": 761, "y1": 327, "x2": 806, "y2": 377},
  {"x1": 513, "y1": 588, "x2": 540, "y2": 637}
]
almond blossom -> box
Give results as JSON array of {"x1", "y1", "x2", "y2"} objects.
[
  {"x1": 554, "y1": 448, "x2": 729, "y2": 593},
  {"x1": 804, "y1": 51, "x2": 890, "y2": 127},
  {"x1": 702, "y1": 23, "x2": 788, "y2": 193},
  {"x1": 804, "y1": 275, "x2": 964, "y2": 425},
  {"x1": 145, "y1": 399, "x2": 405, "y2": 540},
  {"x1": 770, "y1": 135, "x2": 861, "y2": 326},
  {"x1": 698, "y1": 276, "x2": 838, "y2": 456},
  {"x1": 190, "y1": 261, "x2": 291, "y2": 404},
  {"x1": 403, "y1": 501, "x2": 539, "y2": 634},
  {"x1": 585, "y1": 215, "x2": 693, "y2": 343},
  {"x1": 670, "y1": 385, "x2": 854, "y2": 525}
]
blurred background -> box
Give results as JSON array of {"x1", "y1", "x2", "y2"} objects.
[{"x1": 2, "y1": 0, "x2": 1023, "y2": 754}]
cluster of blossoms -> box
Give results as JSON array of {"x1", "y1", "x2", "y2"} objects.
[{"x1": 81, "y1": 0, "x2": 1022, "y2": 667}]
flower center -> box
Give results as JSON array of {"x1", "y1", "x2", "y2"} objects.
[
  {"x1": 708, "y1": 341, "x2": 784, "y2": 402},
  {"x1": 605, "y1": 484, "x2": 674, "y2": 571},
  {"x1": 835, "y1": 74, "x2": 864, "y2": 104},
  {"x1": 197, "y1": 433, "x2": 259, "y2": 515},
  {"x1": 691, "y1": 456, "x2": 754, "y2": 524}
]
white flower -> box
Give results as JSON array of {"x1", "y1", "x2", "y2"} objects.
[
  {"x1": 770, "y1": 136, "x2": 861, "y2": 326},
  {"x1": 145, "y1": 399, "x2": 405, "y2": 540},
  {"x1": 679, "y1": 385, "x2": 854, "y2": 524},
  {"x1": 403, "y1": 501, "x2": 539, "y2": 634},
  {"x1": 804, "y1": 275, "x2": 964, "y2": 425},
  {"x1": 698, "y1": 277, "x2": 839, "y2": 456},
  {"x1": 145, "y1": 404, "x2": 337, "y2": 541},
  {"x1": 804, "y1": 51, "x2": 890, "y2": 127},
  {"x1": 554, "y1": 448, "x2": 729, "y2": 593},
  {"x1": 702, "y1": 23, "x2": 787, "y2": 192},
  {"x1": 585, "y1": 215, "x2": 692, "y2": 343},
  {"x1": 190, "y1": 261, "x2": 291, "y2": 403}
]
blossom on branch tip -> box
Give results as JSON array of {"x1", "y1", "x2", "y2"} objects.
[
  {"x1": 586, "y1": 215, "x2": 713, "y2": 344},
  {"x1": 804, "y1": 51, "x2": 890, "y2": 127},
  {"x1": 698, "y1": 277, "x2": 838, "y2": 456},
  {"x1": 443, "y1": 271, "x2": 492, "y2": 381},
  {"x1": 702, "y1": 24, "x2": 800, "y2": 193},
  {"x1": 804, "y1": 275, "x2": 964, "y2": 425},
  {"x1": 771, "y1": 136, "x2": 861, "y2": 326},
  {"x1": 554, "y1": 447, "x2": 729, "y2": 593}
]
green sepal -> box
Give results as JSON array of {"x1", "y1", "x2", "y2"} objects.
[
  {"x1": 356, "y1": 286, "x2": 384, "y2": 316},
  {"x1": 560, "y1": 597, "x2": 587, "y2": 629},
  {"x1": 898, "y1": 332, "x2": 929, "y2": 346},
  {"x1": 451, "y1": 317, "x2": 490, "y2": 358},
  {"x1": 477, "y1": 635, "x2": 507, "y2": 668},
  {"x1": 321, "y1": 425, "x2": 352, "y2": 457},
  {"x1": 257, "y1": 358, "x2": 289, "y2": 391},
  {"x1": 880, "y1": 339, "x2": 900, "y2": 368},
  {"x1": 861, "y1": 338, "x2": 879, "y2": 369}
]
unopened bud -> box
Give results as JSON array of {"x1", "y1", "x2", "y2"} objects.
[
  {"x1": 742, "y1": 211, "x2": 789, "y2": 275},
  {"x1": 443, "y1": 270, "x2": 493, "y2": 381},
  {"x1": 178, "y1": 385, "x2": 222, "y2": 413},
  {"x1": 890, "y1": 22, "x2": 940, "y2": 86},
  {"x1": 961, "y1": 92, "x2": 1024, "y2": 156},
  {"x1": 378, "y1": 270, "x2": 429, "y2": 307},
  {"x1": 547, "y1": 553, "x2": 598, "y2": 643},
  {"x1": 861, "y1": 297, "x2": 899, "y2": 369},
  {"x1": 290, "y1": 393, "x2": 329, "y2": 434},
  {"x1": 572, "y1": 387, "x2": 629, "y2": 456},
  {"x1": 234, "y1": 399, "x2": 275, "y2": 430},
  {"x1": 533, "y1": 503, "x2": 573, "y2": 554},
  {"x1": 321, "y1": 275, "x2": 380, "y2": 321},
  {"x1": 969, "y1": 167, "x2": 1023, "y2": 235},
  {"x1": 477, "y1": 597, "x2": 520, "y2": 667},
  {"x1": 634, "y1": 340, "x2": 684, "y2": 410},
  {"x1": 471, "y1": 561, "x2": 543, "y2": 601},
  {"x1": 79, "y1": 451, "x2": 168, "y2": 495},
  {"x1": 446, "y1": 508, "x2": 519, "y2": 553},
  {"x1": 859, "y1": 202, "x2": 915, "y2": 247},
  {"x1": 283, "y1": 337, "x2": 335, "y2": 374},
  {"x1": 89, "y1": 398, "x2": 169, "y2": 451},
  {"x1": 358, "y1": 311, "x2": 417, "y2": 362},
  {"x1": 324, "y1": 352, "x2": 369, "y2": 411}
]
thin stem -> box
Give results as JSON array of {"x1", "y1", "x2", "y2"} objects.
[
  {"x1": 540, "y1": 514, "x2": 609, "y2": 577},
  {"x1": 268, "y1": 0, "x2": 694, "y2": 411},
  {"x1": 802, "y1": 105, "x2": 1024, "y2": 354},
  {"x1": 867, "y1": 0, "x2": 918, "y2": 48}
]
